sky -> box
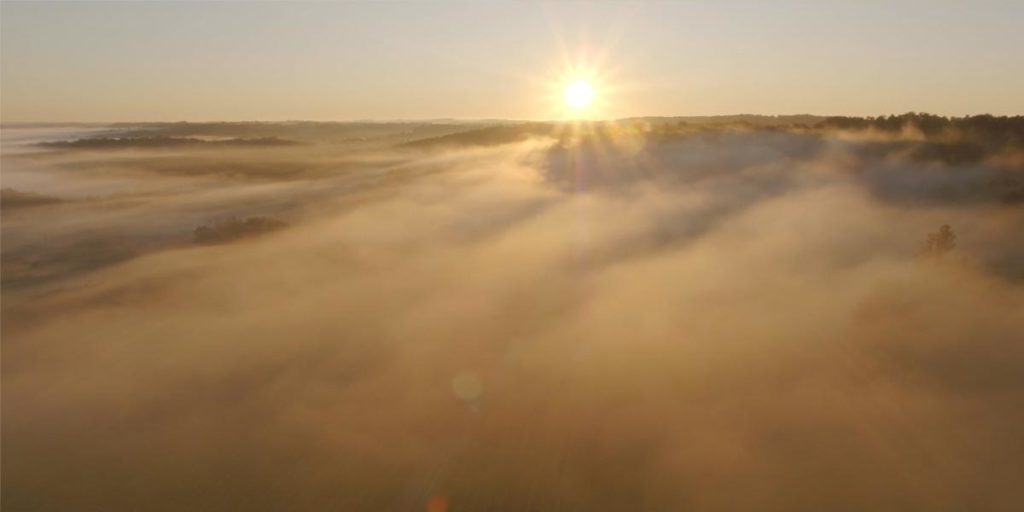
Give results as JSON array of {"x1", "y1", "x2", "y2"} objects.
[{"x1": 2, "y1": 0, "x2": 1023, "y2": 122}]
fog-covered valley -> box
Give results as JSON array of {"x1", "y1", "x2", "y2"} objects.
[{"x1": 3, "y1": 115, "x2": 1024, "y2": 510}]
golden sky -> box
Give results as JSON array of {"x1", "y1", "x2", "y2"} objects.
[{"x1": 2, "y1": 1, "x2": 1022, "y2": 122}]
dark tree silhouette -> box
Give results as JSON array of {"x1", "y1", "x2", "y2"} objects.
[{"x1": 921, "y1": 224, "x2": 957, "y2": 257}]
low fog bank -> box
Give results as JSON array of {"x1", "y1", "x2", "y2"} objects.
[{"x1": 3, "y1": 118, "x2": 1024, "y2": 510}]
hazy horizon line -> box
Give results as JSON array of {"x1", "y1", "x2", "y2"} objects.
[{"x1": 4, "y1": 112, "x2": 1022, "y2": 127}]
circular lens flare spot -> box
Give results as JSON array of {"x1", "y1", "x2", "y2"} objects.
[
  {"x1": 564, "y1": 80, "x2": 595, "y2": 109},
  {"x1": 451, "y1": 371, "x2": 482, "y2": 402}
]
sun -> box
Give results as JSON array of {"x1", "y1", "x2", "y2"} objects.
[
  {"x1": 564, "y1": 80, "x2": 595, "y2": 110},
  {"x1": 541, "y1": 53, "x2": 613, "y2": 119}
]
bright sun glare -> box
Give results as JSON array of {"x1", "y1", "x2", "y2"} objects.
[{"x1": 564, "y1": 80, "x2": 595, "y2": 110}]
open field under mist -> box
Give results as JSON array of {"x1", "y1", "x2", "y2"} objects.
[{"x1": 3, "y1": 115, "x2": 1024, "y2": 510}]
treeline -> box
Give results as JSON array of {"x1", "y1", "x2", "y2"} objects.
[
  {"x1": 40, "y1": 136, "x2": 301, "y2": 150},
  {"x1": 815, "y1": 113, "x2": 1024, "y2": 143},
  {"x1": 42, "y1": 115, "x2": 1021, "y2": 151},
  {"x1": 193, "y1": 216, "x2": 288, "y2": 245},
  {"x1": 1, "y1": 188, "x2": 63, "y2": 210},
  {"x1": 104, "y1": 121, "x2": 473, "y2": 145}
]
